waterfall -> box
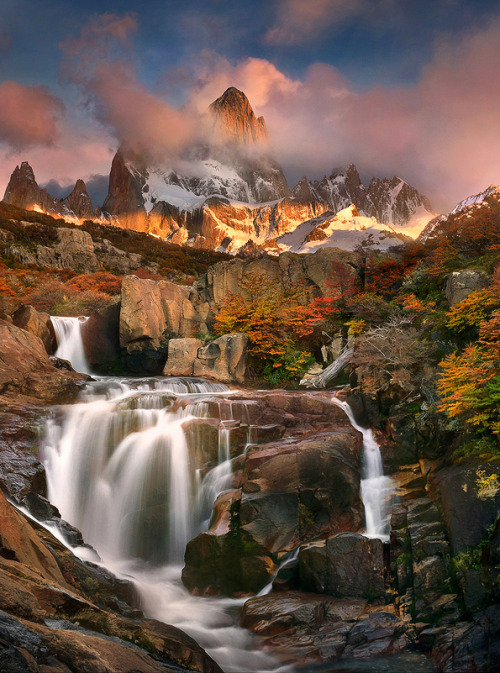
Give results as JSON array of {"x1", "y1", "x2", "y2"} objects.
[
  {"x1": 52, "y1": 316, "x2": 91, "y2": 374},
  {"x1": 42, "y1": 377, "x2": 286, "y2": 673},
  {"x1": 332, "y1": 398, "x2": 393, "y2": 542}
]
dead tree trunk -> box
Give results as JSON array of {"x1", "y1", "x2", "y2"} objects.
[{"x1": 300, "y1": 347, "x2": 354, "y2": 389}]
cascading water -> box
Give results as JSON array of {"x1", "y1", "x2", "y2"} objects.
[
  {"x1": 43, "y1": 376, "x2": 287, "y2": 673},
  {"x1": 51, "y1": 316, "x2": 91, "y2": 374},
  {"x1": 333, "y1": 398, "x2": 393, "y2": 542}
]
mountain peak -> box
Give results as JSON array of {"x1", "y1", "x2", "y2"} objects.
[{"x1": 209, "y1": 87, "x2": 268, "y2": 146}]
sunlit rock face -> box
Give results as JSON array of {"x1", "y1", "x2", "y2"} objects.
[
  {"x1": 3, "y1": 161, "x2": 95, "y2": 220},
  {"x1": 209, "y1": 87, "x2": 269, "y2": 146}
]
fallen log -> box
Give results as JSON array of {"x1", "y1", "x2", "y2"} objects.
[{"x1": 300, "y1": 347, "x2": 354, "y2": 389}]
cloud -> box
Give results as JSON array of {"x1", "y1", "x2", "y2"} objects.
[
  {"x1": 0, "y1": 81, "x2": 64, "y2": 150},
  {"x1": 60, "y1": 13, "x2": 199, "y2": 163},
  {"x1": 264, "y1": 0, "x2": 366, "y2": 45},
  {"x1": 183, "y1": 17, "x2": 500, "y2": 210}
]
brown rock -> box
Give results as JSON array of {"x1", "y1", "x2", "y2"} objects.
[
  {"x1": 12, "y1": 305, "x2": 53, "y2": 353},
  {"x1": 163, "y1": 337, "x2": 203, "y2": 376},
  {"x1": 81, "y1": 302, "x2": 121, "y2": 369},
  {"x1": 193, "y1": 333, "x2": 248, "y2": 384},
  {"x1": 0, "y1": 320, "x2": 83, "y2": 404},
  {"x1": 299, "y1": 533, "x2": 385, "y2": 599}
]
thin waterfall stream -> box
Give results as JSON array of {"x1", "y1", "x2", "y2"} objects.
[{"x1": 332, "y1": 397, "x2": 393, "y2": 541}]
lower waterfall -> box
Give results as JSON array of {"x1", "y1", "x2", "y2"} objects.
[
  {"x1": 51, "y1": 315, "x2": 91, "y2": 375},
  {"x1": 42, "y1": 376, "x2": 288, "y2": 673},
  {"x1": 332, "y1": 398, "x2": 393, "y2": 542}
]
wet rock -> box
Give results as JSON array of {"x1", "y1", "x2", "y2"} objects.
[
  {"x1": 432, "y1": 461, "x2": 500, "y2": 555},
  {"x1": 81, "y1": 303, "x2": 121, "y2": 370},
  {"x1": 299, "y1": 533, "x2": 385, "y2": 599},
  {"x1": 0, "y1": 408, "x2": 46, "y2": 501},
  {"x1": 182, "y1": 528, "x2": 275, "y2": 596}
]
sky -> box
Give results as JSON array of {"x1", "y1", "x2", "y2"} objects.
[{"x1": 0, "y1": 0, "x2": 499, "y2": 212}]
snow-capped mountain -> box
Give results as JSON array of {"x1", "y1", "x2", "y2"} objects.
[
  {"x1": 2, "y1": 87, "x2": 439, "y2": 253},
  {"x1": 451, "y1": 184, "x2": 500, "y2": 214},
  {"x1": 292, "y1": 164, "x2": 435, "y2": 236},
  {"x1": 276, "y1": 204, "x2": 410, "y2": 254}
]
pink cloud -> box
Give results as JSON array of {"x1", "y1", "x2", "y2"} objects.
[
  {"x1": 0, "y1": 81, "x2": 64, "y2": 150},
  {"x1": 60, "y1": 13, "x2": 198, "y2": 163},
  {"x1": 187, "y1": 18, "x2": 500, "y2": 211}
]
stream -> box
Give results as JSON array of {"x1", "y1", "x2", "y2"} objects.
[{"x1": 41, "y1": 317, "x2": 394, "y2": 672}]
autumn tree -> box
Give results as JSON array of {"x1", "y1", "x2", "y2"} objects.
[{"x1": 214, "y1": 273, "x2": 314, "y2": 381}]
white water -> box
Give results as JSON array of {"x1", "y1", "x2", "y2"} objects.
[
  {"x1": 332, "y1": 398, "x2": 393, "y2": 542},
  {"x1": 43, "y1": 377, "x2": 287, "y2": 672},
  {"x1": 52, "y1": 316, "x2": 91, "y2": 374}
]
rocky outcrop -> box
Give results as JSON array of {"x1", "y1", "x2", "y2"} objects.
[
  {"x1": 8, "y1": 225, "x2": 99, "y2": 272},
  {"x1": 209, "y1": 87, "x2": 268, "y2": 146},
  {"x1": 119, "y1": 275, "x2": 206, "y2": 373},
  {"x1": 182, "y1": 393, "x2": 363, "y2": 595},
  {"x1": 102, "y1": 149, "x2": 147, "y2": 223},
  {"x1": 61, "y1": 178, "x2": 94, "y2": 219},
  {"x1": 200, "y1": 247, "x2": 361, "y2": 310},
  {"x1": 0, "y1": 320, "x2": 84, "y2": 405},
  {"x1": 445, "y1": 269, "x2": 490, "y2": 305}
]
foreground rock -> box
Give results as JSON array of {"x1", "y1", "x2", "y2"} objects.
[
  {"x1": 0, "y1": 491, "x2": 222, "y2": 673},
  {"x1": 241, "y1": 592, "x2": 411, "y2": 665},
  {"x1": 182, "y1": 392, "x2": 363, "y2": 596},
  {"x1": 0, "y1": 320, "x2": 84, "y2": 406}
]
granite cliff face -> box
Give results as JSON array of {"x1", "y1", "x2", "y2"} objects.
[
  {"x1": 3, "y1": 162, "x2": 96, "y2": 221},
  {"x1": 209, "y1": 87, "x2": 268, "y2": 146}
]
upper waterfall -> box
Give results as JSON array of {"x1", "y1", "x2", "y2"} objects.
[{"x1": 52, "y1": 316, "x2": 91, "y2": 375}]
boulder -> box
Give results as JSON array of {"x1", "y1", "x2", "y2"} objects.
[
  {"x1": 182, "y1": 421, "x2": 363, "y2": 596},
  {"x1": 299, "y1": 532, "x2": 385, "y2": 599},
  {"x1": 0, "y1": 320, "x2": 83, "y2": 404},
  {"x1": 119, "y1": 276, "x2": 202, "y2": 372},
  {"x1": 445, "y1": 269, "x2": 490, "y2": 305},
  {"x1": 12, "y1": 305, "x2": 53, "y2": 354},
  {"x1": 163, "y1": 338, "x2": 203, "y2": 377},
  {"x1": 0, "y1": 295, "x2": 22, "y2": 321},
  {"x1": 193, "y1": 333, "x2": 249, "y2": 384}
]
